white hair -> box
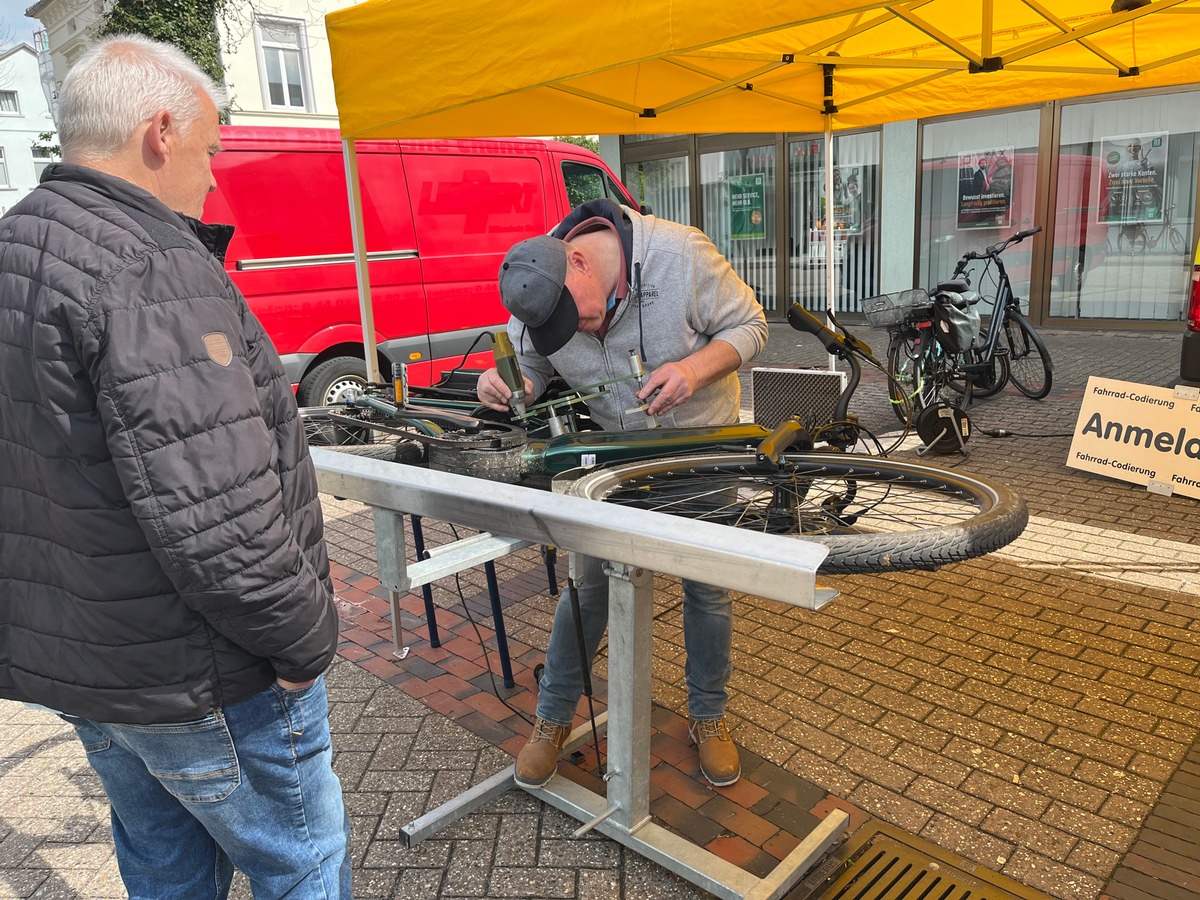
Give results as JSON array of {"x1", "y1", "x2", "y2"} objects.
[{"x1": 58, "y1": 34, "x2": 228, "y2": 162}]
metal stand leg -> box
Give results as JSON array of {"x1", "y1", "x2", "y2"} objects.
[
  {"x1": 409, "y1": 515, "x2": 442, "y2": 647},
  {"x1": 483, "y1": 560, "x2": 515, "y2": 688},
  {"x1": 398, "y1": 558, "x2": 847, "y2": 898}
]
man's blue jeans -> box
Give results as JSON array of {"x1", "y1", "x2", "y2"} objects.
[
  {"x1": 535, "y1": 553, "x2": 732, "y2": 727},
  {"x1": 59, "y1": 676, "x2": 351, "y2": 900}
]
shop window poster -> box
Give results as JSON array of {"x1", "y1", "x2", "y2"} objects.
[
  {"x1": 729, "y1": 173, "x2": 767, "y2": 240},
  {"x1": 1098, "y1": 132, "x2": 1168, "y2": 224},
  {"x1": 957, "y1": 147, "x2": 1014, "y2": 230}
]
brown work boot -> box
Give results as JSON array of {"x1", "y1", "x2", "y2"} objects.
[
  {"x1": 689, "y1": 717, "x2": 741, "y2": 787},
  {"x1": 514, "y1": 718, "x2": 571, "y2": 788}
]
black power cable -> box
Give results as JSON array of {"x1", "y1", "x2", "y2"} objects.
[{"x1": 981, "y1": 427, "x2": 1075, "y2": 438}]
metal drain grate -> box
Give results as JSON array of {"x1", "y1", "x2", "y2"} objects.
[{"x1": 794, "y1": 823, "x2": 1053, "y2": 900}]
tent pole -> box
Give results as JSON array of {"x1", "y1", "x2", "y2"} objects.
[
  {"x1": 823, "y1": 117, "x2": 836, "y2": 373},
  {"x1": 342, "y1": 138, "x2": 381, "y2": 385}
]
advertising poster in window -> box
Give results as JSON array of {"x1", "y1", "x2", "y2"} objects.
[
  {"x1": 1098, "y1": 132, "x2": 1168, "y2": 224},
  {"x1": 957, "y1": 148, "x2": 1014, "y2": 230},
  {"x1": 729, "y1": 174, "x2": 766, "y2": 240}
]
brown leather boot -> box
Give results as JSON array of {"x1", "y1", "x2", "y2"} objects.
[
  {"x1": 514, "y1": 718, "x2": 571, "y2": 788},
  {"x1": 689, "y1": 717, "x2": 741, "y2": 787}
]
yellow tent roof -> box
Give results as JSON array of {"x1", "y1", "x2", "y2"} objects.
[{"x1": 327, "y1": 0, "x2": 1200, "y2": 140}]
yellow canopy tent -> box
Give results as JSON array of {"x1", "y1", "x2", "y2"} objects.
[
  {"x1": 328, "y1": 0, "x2": 1200, "y2": 139},
  {"x1": 324, "y1": 0, "x2": 1200, "y2": 377}
]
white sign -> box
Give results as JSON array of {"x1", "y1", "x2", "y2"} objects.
[{"x1": 1068, "y1": 377, "x2": 1200, "y2": 500}]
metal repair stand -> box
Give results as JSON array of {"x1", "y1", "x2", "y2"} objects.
[{"x1": 313, "y1": 450, "x2": 847, "y2": 900}]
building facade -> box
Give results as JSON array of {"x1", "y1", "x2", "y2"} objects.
[
  {"x1": 0, "y1": 41, "x2": 57, "y2": 215},
  {"x1": 24, "y1": 0, "x2": 355, "y2": 127},
  {"x1": 608, "y1": 85, "x2": 1200, "y2": 331}
]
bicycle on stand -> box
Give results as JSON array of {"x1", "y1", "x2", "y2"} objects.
[{"x1": 308, "y1": 310, "x2": 1028, "y2": 574}]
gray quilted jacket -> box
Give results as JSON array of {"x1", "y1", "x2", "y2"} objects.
[{"x1": 0, "y1": 164, "x2": 338, "y2": 724}]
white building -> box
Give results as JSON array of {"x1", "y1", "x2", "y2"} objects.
[
  {"x1": 0, "y1": 41, "x2": 57, "y2": 214},
  {"x1": 24, "y1": 0, "x2": 358, "y2": 128}
]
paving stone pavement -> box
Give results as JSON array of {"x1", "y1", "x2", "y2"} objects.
[{"x1": 2, "y1": 322, "x2": 1198, "y2": 900}]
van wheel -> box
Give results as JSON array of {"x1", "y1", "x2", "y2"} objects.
[{"x1": 298, "y1": 357, "x2": 369, "y2": 407}]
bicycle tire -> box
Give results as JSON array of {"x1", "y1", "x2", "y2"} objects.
[
  {"x1": 1168, "y1": 227, "x2": 1185, "y2": 253},
  {"x1": 1003, "y1": 314, "x2": 1053, "y2": 399},
  {"x1": 885, "y1": 330, "x2": 935, "y2": 425},
  {"x1": 566, "y1": 452, "x2": 1028, "y2": 574}
]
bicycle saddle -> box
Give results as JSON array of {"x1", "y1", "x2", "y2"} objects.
[{"x1": 936, "y1": 277, "x2": 971, "y2": 294}]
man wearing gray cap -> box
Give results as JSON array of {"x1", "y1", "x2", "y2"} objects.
[{"x1": 477, "y1": 198, "x2": 767, "y2": 789}]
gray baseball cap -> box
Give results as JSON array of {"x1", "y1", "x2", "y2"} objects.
[{"x1": 498, "y1": 235, "x2": 578, "y2": 356}]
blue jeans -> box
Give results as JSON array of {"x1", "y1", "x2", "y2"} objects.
[
  {"x1": 536, "y1": 553, "x2": 732, "y2": 726},
  {"x1": 59, "y1": 676, "x2": 351, "y2": 900}
]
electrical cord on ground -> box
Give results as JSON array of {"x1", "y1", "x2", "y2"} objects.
[
  {"x1": 567, "y1": 577, "x2": 606, "y2": 779},
  {"x1": 440, "y1": 523, "x2": 535, "y2": 729},
  {"x1": 981, "y1": 427, "x2": 1074, "y2": 438}
]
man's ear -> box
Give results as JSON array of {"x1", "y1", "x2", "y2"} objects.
[
  {"x1": 143, "y1": 108, "x2": 172, "y2": 162},
  {"x1": 565, "y1": 246, "x2": 589, "y2": 276}
]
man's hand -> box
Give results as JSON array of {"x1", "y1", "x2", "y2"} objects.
[
  {"x1": 477, "y1": 367, "x2": 534, "y2": 413},
  {"x1": 638, "y1": 360, "x2": 700, "y2": 417}
]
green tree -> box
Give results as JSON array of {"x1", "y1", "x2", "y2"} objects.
[
  {"x1": 32, "y1": 131, "x2": 60, "y2": 155},
  {"x1": 97, "y1": 0, "x2": 226, "y2": 83},
  {"x1": 554, "y1": 135, "x2": 600, "y2": 154}
]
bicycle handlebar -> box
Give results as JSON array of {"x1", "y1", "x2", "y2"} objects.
[
  {"x1": 953, "y1": 225, "x2": 1042, "y2": 276},
  {"x1": 787, "y1": 302, "x2": 845, "y2": 355}
]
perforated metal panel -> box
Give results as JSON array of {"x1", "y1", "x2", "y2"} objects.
[{"x1": 751, "y1": 368, "x2": 847, "y2": 430}]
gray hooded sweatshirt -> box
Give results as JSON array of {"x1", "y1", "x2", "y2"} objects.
[{"x1": 510, "y1": 203, "x2": 767, "y2": 430}]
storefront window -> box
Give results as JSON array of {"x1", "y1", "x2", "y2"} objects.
[
  {"x1": 919, "y1": 110, "x2": 1040, "y2": 314},
  {"x1": 789, "y1": 131, "x2": 881, "y2": 314},
  {"x1": 1052, "y1": 91, "x2": 1198, "y2": 321},
  {"x1": 623, "y1": 156, "x2": 690, "y2": 227},
  {"x1": 700, "y1": 144, "x2": 776, "y2": 312}
]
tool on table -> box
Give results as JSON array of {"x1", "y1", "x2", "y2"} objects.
[{"x1": 492, "y1": 330, "x2": 527, "y2": 418}]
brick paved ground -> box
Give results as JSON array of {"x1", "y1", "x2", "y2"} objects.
[{"x1": 1, "y1": 324, "x2": 1197, "y2": 900}]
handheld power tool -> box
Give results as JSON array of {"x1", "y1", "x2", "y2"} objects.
[{"x1": 492, "y1": 331, "x2": 527, "y2": 417}]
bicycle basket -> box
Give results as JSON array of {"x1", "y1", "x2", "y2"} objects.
[
  {"x1": 932, "y1": 292, "x2": 981, "y2": 353},
  {"x1": 862, "y1": 289, "x2": 930, "y2": 328}
]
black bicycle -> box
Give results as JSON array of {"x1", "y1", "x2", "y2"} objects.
[
  {"x1": 948, "y1": 226, "x2": 1053, "y2": 400},
  {"x1": 881, "y1": 228, "x2": 1053, "y2": 420}
]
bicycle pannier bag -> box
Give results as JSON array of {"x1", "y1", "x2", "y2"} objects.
[{"x1": 932, "y1": 292, "x2": 980, "y2": 353}]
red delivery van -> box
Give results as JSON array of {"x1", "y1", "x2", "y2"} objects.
[{"x1": 202, "y1": 127, "x2": 636, "y2": 406}]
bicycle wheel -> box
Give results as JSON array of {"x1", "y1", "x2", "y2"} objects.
[
  {"x1": 1118, "y1": 226, "x2": 1147, "y2": 255},
  {"x1": 300, "y1": 406, "x2": 374, "y2": 446},
  {"x1": 886, "y1": 329, "x2": 937, "y2": 425},
  {"x1": 567, "y1": 452, "x2": 1028, "y2": 574},
  {"x1": 1168, "y1": 227, "x2": 1186, "y2": 253},
  {"x1": 1003, "y1": 314, "x2": 1053, "y2": 399}
]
